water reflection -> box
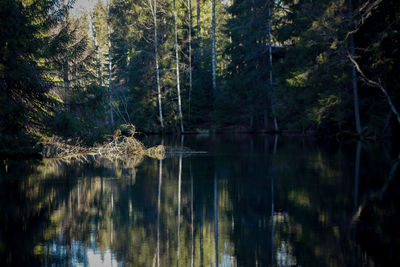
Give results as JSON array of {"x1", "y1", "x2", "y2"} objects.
[
  {"x1": 0, "y1": 135, "x2": 399, "y2": 266},
  {"x1": 214, "y1": 171, "x2": 218, "y2": 267},
  {"x1": 177, "y1": 155, "x2": 182, "y2": 267},
  {"x1": 156, "y1": 160, "x2": 161, "y2": 267}
]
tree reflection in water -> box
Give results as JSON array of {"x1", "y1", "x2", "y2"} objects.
[{"x1": 0, "y1": 135, "x2": 399, "y2": 266}]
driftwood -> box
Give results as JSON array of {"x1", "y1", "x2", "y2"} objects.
[
  {"x1": 41, "y1": 134, "x2": 165, "y2": 161},
  {"x1": 40, "y1": 124, "x2": 206, "y2": 163}
]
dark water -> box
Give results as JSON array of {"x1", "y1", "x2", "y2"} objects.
[{"x1": 0, "y1": 135, "x2": 399, "y2": 266}]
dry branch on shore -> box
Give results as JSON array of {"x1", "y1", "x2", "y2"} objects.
[{"x1": 41, "y1": 133, "x2": 165, "y2": 161}]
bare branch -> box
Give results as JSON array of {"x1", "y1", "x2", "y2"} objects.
[{"x1": 348, "y1": 53, "x2": 400, "y2": 125}]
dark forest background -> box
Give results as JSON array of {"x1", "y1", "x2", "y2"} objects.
[{"x1": 1, "y1": 0, "x2": 399, "y2": 156}]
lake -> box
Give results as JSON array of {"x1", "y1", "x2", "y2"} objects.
[{"x1": 0, "y1": 134, "x2": 399, "y2": 266}]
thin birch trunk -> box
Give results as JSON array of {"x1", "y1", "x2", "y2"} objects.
[
  {"x1": 348, "y1": 0, "x2": 361, "y2": 135},
  {"x1": 173, "y1": 0, "x2": 184, "y2": 133},
  {"x1": 151, "y1": 0, "x2": 164, "y2": 128},
  {"x1": 197, "y1": 0, "x2": 202, "y2": 60},
  {"x1": 212, "y1": 0, "x2": 216, "y2": 96},
  {"x1": 107, "y1": 3, "x2": 114, "y2": 125},
  {"x1": 188, "y1": 0, "x2": 193, "y2": 119},
  {"x1": 263, "y1": 9, "x2": 268, "y2": 129},
  {"x1": 267, "y1": 4, "x2": 278, "y2": 131}
]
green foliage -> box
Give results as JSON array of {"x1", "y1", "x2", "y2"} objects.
[
  {"x1": 2, "y1": 0, "x2": 400, "y2": 155},
  {"x1": 273, "y1": 0, "x2": 400, "y2": 135},
  {"x1": 0, "y1": 0, "x2": 57, "y2": 156},
  {"x1": 44, "y1": 2, "x2": 107, "y2": 143}
]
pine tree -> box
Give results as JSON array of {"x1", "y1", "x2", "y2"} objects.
[
  {"x1": 0, "y1": 0, "x2": 57, "y2": 155},
  {"x1": 223, "y1": 0, "x2": 270, "y2": 128}
]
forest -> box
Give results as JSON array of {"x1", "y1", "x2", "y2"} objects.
[{"x1": 1, "y1": 0, "x2": 399, "y2": 156}]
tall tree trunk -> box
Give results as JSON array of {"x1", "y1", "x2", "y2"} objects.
[
  {"x1": 173, "y1": 0, "x2": 184, "y2": 133},
  {"x1": 188, "y1": 0, "x2": 193, "y2": 119},
  {"x1": 107, "y1": 3, "x2": 114, "y2": 125},
  {"x1": 197, "y1": 0, "x2": 202, "y2": 61},
  {"x1": 267, "y1": 4, "x2": 278, "y2": 131},
  {"x1": 212, "y1": 0, "x2": 216, "y2": 96},
  {"x1": 262, "y1": 2, "x2": 268, "y2": 129},
  {"x1": 348, "y1": 0, "x2": 361, "y2": 135},
  {"x1": 151, "y1": 0, "x2": 164, "y2": 129}
]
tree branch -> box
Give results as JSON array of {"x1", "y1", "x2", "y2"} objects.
[{"x1": 348, "y1": 53, "x2": 400, "y2": 125}]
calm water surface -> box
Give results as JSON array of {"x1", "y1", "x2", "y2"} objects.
[{"x1": 0, "y1": 135, "x2": 399, "y2": 266}]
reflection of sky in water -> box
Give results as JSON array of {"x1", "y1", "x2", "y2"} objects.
[
  {"x1": 85, "y1": 249, "x2": 119, "y2": 267},
  {"x1": 220, "y1": 241, "x2": 236, "y2": 267},
  {"x1": 276, "y1": 241, "x2": 296, "y2": 266},
  {"x1": 48, "y1": 241, "x2": 119, "y2": 266},
  {"x1": 220, "y1": 253, "x2": 236, "y2": 267}
]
